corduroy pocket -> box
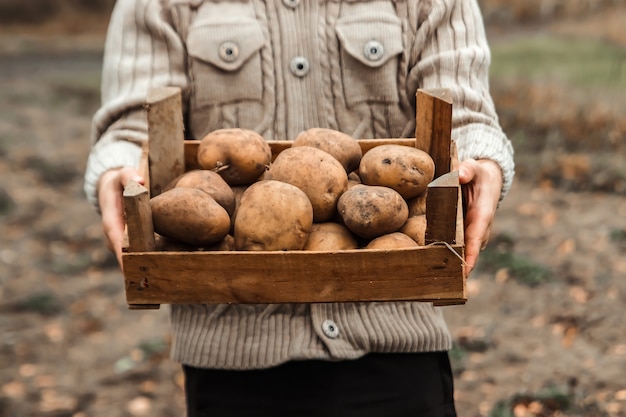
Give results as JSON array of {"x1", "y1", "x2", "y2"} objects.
[
  {"x1": 187, "y1": 17, "x2": 265, "y2": 108},
  {"x1": 336, "y1": 12, "x2": 404, "y2": 107}
]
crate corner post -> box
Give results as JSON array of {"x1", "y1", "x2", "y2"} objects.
[{"x1": 145, "y1": 86, "x2": 186, "y2": 197}]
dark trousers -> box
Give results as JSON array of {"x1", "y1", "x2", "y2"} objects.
[{"x1": 184, "y1": 352, "x2": 457, "y2": 417}]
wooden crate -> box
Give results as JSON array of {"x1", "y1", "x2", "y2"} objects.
[{"x1": 121, "y1": 87, "x2": 466, "y2": 309}]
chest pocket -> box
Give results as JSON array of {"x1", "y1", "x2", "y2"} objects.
[
  {"x1": 335, "y1": 14, "x2": 404, "y2": 107},
  {"x1": 187, "y1": 18, "x2": 266, "y2": 108}
]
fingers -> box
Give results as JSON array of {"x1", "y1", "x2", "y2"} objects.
[
  {"x1": 117, "y1": 167, "x2": 144, "y2": 188},
  {"x1": 457, "y1": 159, "x2": 478, "y2": 185},
  {"x1": 98, "y1": 167, "x2": 143, "y2": 270},
  {"x1": 464, "y1": 216, "x2": 493, "y2": 275}
]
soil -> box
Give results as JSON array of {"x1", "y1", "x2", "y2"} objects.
[{"x1": 0, "y1": 4, "x2": 625, "y2": 417}]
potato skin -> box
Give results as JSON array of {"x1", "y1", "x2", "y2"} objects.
[
  {"x1": 407, "y1": 191, "x2": 427, "y2": 217},
  {"x1": 365, "y1": 232, "x2": 418, "y2": 249},
  {"x1": 234, "y1": 180, "x2": 313, "y2": 251},
  {"x1": 204, "y1": 234, "x2": 236, "y2": 251},
  {"x1": 304, "y1": 222, "x2": 359, "y2": 251},
  {"x1": 150, "y1": 187, "x2": 231, "y2": 247},
  {"x1": 400, "y1": 215, "x2": 427, "y2": 246},
  {"x1": 359, "y1": 144, "x2": 435, "y2": 199},
  {"x1": 265, "y1": 146, "x2": 348, "y2": 222},
  {"x1": 293, "y1": 128, "x2": 362, "y2": 173},
  {"x1": 337, "y1": 184, "x2": 409, "y2": 239},
  {"x1": 166, "y1": 169, "x2": 236, "y2": 216},
  {"x1": 197, "y1": 128, "x2": 271, "y2": 186}
]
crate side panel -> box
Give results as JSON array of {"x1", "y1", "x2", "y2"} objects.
[{"x1": 122, "y1": 247, "x2": 465, "y2": 305}]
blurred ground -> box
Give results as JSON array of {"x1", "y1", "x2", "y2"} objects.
[{"x1": 0, "y1": 1, "x2": 625, "y2": 417}]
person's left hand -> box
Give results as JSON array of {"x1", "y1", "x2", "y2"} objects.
[{"x1": 458, "y1": 159, "x2": 503, "y2": 275}]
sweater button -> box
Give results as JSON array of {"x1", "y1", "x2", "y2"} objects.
[
  {"x1": 321, "y1": 320, "x2": 339, "y2": 339},
  {"x1": 363, "y1": 40, "x2": 384, "y2": 62},
  {"x1": 282, "y1": 0, "x2": 300, "y2": 8},
  {"x1": 290, "y1": 56, "x2": 310, "y2": 77},
  {"x1": 219, "y1": 41, "x2": 239, "y2": 63}
]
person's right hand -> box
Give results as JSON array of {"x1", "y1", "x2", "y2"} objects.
[{"x1": 97, "y1": 167, "x2": 144, "y2": 269}]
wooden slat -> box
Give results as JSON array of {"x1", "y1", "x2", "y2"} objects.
[
  {"x1": 123, "y1": 180, "x2": 155, "y2": 252},
  {"x1": 123, "y1": 180, "x2": 159, "y2": 309},
  {"x1": 415, "y1": 89, "x2": 453, "y2": 179},
  {"x1": 425, "y1": 171, "x2": 460, "y2": 245},
  {"x1": 183, "y1": 138, "x2": 418, "y2": 170},
  {"x1": 122, "y1": 246, "x2": 466, "y2": 305},
  {"x1": 145, "y1": 87, "x2": 185, "y2": 196}
]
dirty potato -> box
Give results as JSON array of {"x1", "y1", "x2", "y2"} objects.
[
  {"x1": 165, "y1": 169, "x2": 236, "y2": 216},
  {"x1": 365, "y1": 232, "x2": 419, "y2": 249},
  {"x1": 293, "y1": 128, "x2": 362, "y2": 173},
  {"x1": 197, "y1": 128, "x2": 271, "y2": 186},
  {"x1": 303, "y1": 222, "x2": 359, "y2": 251},
  {"x1": 234, "y1": 180, "x2": 313, "y2": 251},
  {"x1": 337, "y1": 184, "x2": 408, "y2": 239},
  {"x1": 150, "y1": 187, "x2": 231, "y2": 247},
  {"x1": 359, "y1": 144, "x2": 435, "y2": 199},
  {"x1": 265, "y1": 146, "x2": 348, "y2": 222}
]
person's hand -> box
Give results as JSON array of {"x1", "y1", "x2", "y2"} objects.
[
  {"x1": 97, "y1": 167, "x2": 144, "y2": 269},
  {"x1": 458, "y1": 159, "x2": 503, "y2": 275}
]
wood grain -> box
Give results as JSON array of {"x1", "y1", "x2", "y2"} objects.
[
  {"x1": 122, "y1": 246, "x2": 466, "y2": 305},
  {"x1": 145, "y1": 87, "x2": 185, "y2": 197}
]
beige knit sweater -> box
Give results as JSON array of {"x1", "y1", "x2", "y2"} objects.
[{"x1": 85, "y1": 0, "x2": 514, "y2": 370}]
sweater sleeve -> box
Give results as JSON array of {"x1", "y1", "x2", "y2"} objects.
[
  {"x1": 83, "y1": 0, "x2": 189, "y2": 212},
  {"x1": 407, "y1": 0, "x2": 514, "y2": 200}
]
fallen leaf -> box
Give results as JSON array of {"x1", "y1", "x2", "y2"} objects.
[
  {"x1": 467, "y1": 279, "x2": 481, "y2": 297},
  {"x1": 612, "y1": 344, "x2": 626, "y2": 356},
  {"x1": 127, "y1": 396, "x2": 152, "y2": 417},
  {"x1": 517, "y1": 202, "x2": 540, "y2": 216},
  {"x1": 513, "y1": 403, "x2": 529, "y2": 417},
  {"x1": 495, "y1": 268, "x2": 510, "y2": 283},
  {"x1": 606, "y1": 402, "x2": 622, "y2": 414},
  {"x1": 557, "y1": 239, "x2": 575, "y2": 255},
  {"x1": 40, "y1": 389, "x2": 77, "y2": 413},
  {"x1": 542, "y1": 210, "x2": 558, "y2": 228},
  {"x1": 44, "y1": 322, "x2": 65, "y2": 343},
  {"x1": 568, "y1": 286, "x2": 590, "y2": 304},
  {"x1": 34, "y1": 375, "x2": 57, "y2": 388},
  {"x1": 19, "y1": 363, "x2": 38, "y2": 378},
  {"x1": 1, "y1": 381, "x2": 25, "y2": 398},
  {"x1": 562, "y1": 326, "x2": 578, "y2": 348}
]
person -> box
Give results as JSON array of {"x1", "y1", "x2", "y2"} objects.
[{"x1": 85, "y1": 0, "x2": 514, "y2": 416}]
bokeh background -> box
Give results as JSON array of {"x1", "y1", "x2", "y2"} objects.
[{"x1": 0, "y1": 1, "x2": 625, "y2": 416}]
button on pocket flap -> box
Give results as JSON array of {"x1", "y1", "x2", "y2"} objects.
[
  {"x1": 336, "y1": 14, "x2": 403, "y2": 68},
  {"x1": 188, "y1": 18, "x2": 265, "y2": 71}
]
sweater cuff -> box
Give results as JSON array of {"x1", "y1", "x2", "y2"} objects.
[
  {"x1": 453, "y1": 123, "x2": 515, "y2": 201},
  {"x1": 84, "y1": 140, "x2": 143, "y2": 213}
]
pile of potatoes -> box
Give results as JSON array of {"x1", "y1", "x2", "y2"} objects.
[{"x1": 150, "y1": 127, "x2": 435, "y2": 252}]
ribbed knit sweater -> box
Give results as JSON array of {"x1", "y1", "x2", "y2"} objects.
[{"x1": 84, "y1": 0, "x2": 514, "y2": 370}]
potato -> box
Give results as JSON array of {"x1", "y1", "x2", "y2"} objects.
[
  {"x1": 400, "y1": 215, "x2": 427, "y2": 246},
  {"x1": 150, "y1": 187, "x2": 231, "y2": 247},
  {"x1": 154, "y1": 234, "x2": 196, "y2": 251},
  {"x1": 229, "y1": 185, "x2": 248, "y2": 233},
  {"x1": 304, "y1": 222, "x2": 359, "y2": 251},
  {"x1": 359, "y1": 144, "x2": 435, "y2": 199},
  {"x1": 204, "y1": 234, "x2": 236, "y2": 251},
  {"x1": 407, "y1": 191, "x2": 427, "y2": 217},
  {"x1": 293, "y1": 128, "x2": 362, "y2": 173},
  {"x1": 265, "y1": 146, "x2": 348, "y2": 222},
  {"x1": 197, "y1": 128, "x2": 271, "y2": 186},
  {"x1": 348, "y1": 171, "x2": 362, "y2": 190},
  {"x1": 234, "y1": 180, "x2": 313, "y2": 251},
  {"x1": 365, "y1": 232, "x2": 418, "y2": 249},
  {"x1": 166, "y1": 169, "x2": 236, "y2": 216},
  {"x1": 337, "y1": 184, "x2": 409, "y2": 239}
]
